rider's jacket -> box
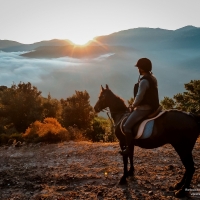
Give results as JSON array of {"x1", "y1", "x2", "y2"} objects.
[{"x1": 134, "y1": 74, "x2": 159, "y2": 111}]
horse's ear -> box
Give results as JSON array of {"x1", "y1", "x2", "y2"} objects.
[
  {"x1": 106, "y1": 84, "x2": 109, "y2": 89},
  {"x1": 101, "y1": 85, "x2": 105, "y2": 91}
]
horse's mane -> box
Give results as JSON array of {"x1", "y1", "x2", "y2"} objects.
[{"x1": 107, "y1": 89, "x2": 128, "y2": 111}]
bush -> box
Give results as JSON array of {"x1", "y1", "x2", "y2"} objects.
[
  {"x1": 85, "y1": 117, "x2": 117, "y2": 142},
  {"x1": 0, "y1": 133, "x2": 24, "y2": 146},
  {"x1": 23, "y1": 118, "x2": 70, "y2": 143},
  {"x1": 67, "y1": 126, "x2": 87, "y2": 141}
]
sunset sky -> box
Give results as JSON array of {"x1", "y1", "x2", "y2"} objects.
[{"x1": 0, "y1": 0, "x2": 200, "y2": 45}]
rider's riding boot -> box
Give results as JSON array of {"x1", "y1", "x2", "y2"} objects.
[{"x1": 120, "y1": 131, "x2": 132, "y2": 156}]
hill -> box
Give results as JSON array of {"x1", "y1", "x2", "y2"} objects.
[
  {"x1": 94, "y1": 25, "x2": 200, "y2": 50},
  {"x1": 0, "y1": 40, "x2": 22, "y2": 49},
  {"x1": 19, "y1": 26, "x2": 200, "y2": 60},
  {"x1": 0, "y1": 39, "x2": 73, "y2": 52},
  {"x1": 21, "y1": 45, "x2": 110, "y2": 59}
]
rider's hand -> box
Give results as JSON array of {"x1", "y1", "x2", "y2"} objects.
[{"x1": 129, "y1": 105, "x2": 134, "y2": 112}]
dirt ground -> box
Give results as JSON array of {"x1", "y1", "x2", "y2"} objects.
[{"x1": 0, "y1": 138, "x2": 200, "y2": 200}]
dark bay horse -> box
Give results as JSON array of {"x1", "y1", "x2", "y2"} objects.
[{"x1": 94, "y1": 84, "x2": 200, "y2": 198}]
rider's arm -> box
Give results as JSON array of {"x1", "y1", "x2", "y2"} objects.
[{"x1": 132, "y1": 79, "x2": 149, "y2": 108}]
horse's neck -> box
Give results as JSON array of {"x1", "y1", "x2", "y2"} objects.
[{"x1": 109, "y1": 96, "x2": 128, "y2": 123}]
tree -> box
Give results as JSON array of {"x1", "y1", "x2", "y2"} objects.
[
  {"x1": 61, "y1": 90, "x2": 95, "y2": 129},
  {"x1": 42, "y1": 93, "x2": 62, "y2": 121},
  {"x1": 160, "y1": 97, "x2": 176, "y2": 110},
  {"x1": 161, "y1": 80, "x2": 200, "y2": 114},
  {"x1": 0, "y1": 82, "x2": 43, "y2": 132}
]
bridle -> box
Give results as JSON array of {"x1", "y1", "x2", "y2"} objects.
[{"x1": 101, "y1": 107, "x2": 130, "y2": 129}]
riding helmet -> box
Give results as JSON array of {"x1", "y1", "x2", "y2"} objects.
[{"x1": 135, "y1": 58, "x2": 152, "y2": 72}]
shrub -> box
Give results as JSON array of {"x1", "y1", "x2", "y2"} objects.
[
  {"x1": 67, "y1": 126, "x2": 87, "y2": 141},
  {"x1": 85, "y1": 117, "x2": 117, "y2": 142},
  {"x1": 0, "y1": 133, "x2": 23, "y2": 145},
  {"x1": 23, "y1": 118, "x2": 70, "y2": 143}
]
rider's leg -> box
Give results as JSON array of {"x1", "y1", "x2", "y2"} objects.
[{"x1": 120, "y1": 109, "x2": 152, "y2": 155}]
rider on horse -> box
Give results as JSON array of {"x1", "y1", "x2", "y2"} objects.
[{"x1": 121, "y1": 58, "x2": 159, "y2": 155}]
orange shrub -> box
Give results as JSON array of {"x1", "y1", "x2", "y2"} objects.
[{"x1": 23, "y1": 118, "x2": 70, "y2": 143}]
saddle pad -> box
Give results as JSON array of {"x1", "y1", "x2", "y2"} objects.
[
  {"x1": 139, "y1": 120, "x2": 154, "y2": 139},
  {"x1": 135, "y1": 111, "x2": 166, "y2": 139}
]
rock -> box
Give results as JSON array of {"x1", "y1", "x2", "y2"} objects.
[
  {"x1": 168, "y1": 165, "x2": 174, "y2": 170},
  {"x1": 8, "y1": 139, "x2": 15, "y2": 145},
  {"x1": 148, "y1": 191, "x2": 153, "y2": 195},
  {"x1": 15, "y1": 141, "x2": 22, "y2": 147}
]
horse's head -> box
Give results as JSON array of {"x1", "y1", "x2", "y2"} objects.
[{"x1": 94, "y1": 84, "x2": 112, "y2": 113}]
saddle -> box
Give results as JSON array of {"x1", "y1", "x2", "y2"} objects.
[{"x1": 120, "y1": 106, "x2": 165, "y2": 139}]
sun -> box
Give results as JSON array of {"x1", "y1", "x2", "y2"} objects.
[
  {"x1": 70, "y1": 36, "x2": 90, "y2": 46},
  {"x1": 68, "y1": 33, "x2": 94, "y2": 46},
  {"x1": 71, "y1": 39, "x2": 89, "y2": 46}
]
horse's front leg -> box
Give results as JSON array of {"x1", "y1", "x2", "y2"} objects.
[
  {"x1": 119, "y1": 154, "x2": 128, "y2": 184},
  {"x1": 119, "y1": 144, "x2": 128, "y2": 184},
  {"x1": 127, "y1": 144, "x2": 134, "y2": 177}
]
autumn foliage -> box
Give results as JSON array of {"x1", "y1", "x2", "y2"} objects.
[
  {"x1": 0, "y1": 82, "x2": 115, "y2": 144},
  {"x1": 23, "y1": 118, "x2": 69, "y2": 143}
]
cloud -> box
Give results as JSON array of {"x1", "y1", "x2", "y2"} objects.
[
  {"x1": 0, "y1": 51, "x2": 119, "y2": 104},
  {"x1": 0, "y1": 51, "x2": 83, "y2": 85}
]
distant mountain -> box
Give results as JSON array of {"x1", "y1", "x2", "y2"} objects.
[
  {"x1": 1, "y1": 26, "x2": 200, "y2": 59},
  {"x1": 21, "y1": 45, "x2": 110, "y2": 59},
  {"x1": 0, "y1": 40, "x2": 22, "y2": 49},
  {"x1": 94, "y1": 26, "x2": 200, "y2": 50},
  {"x1": 0, "y1": 39, "x2": 73, "y2": 52},
  {"x1": 21, "y1": 26, "x2": 200, "y2": 58}
]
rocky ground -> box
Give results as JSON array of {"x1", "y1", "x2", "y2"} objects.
[{"x1": 0, "y1": 138, "x2": 200, "y2": 200}]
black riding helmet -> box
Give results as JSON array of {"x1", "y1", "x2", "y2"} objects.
[{"x1": 135, "y1": 58, "x2": 152, "y2": 72}]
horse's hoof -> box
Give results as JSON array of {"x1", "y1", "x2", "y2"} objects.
[
  {"x1": 119, "y1": 177, "x2": 127, "y2": 185},
  {"x1": 174, "y1": 188, "x2": 186, "y2": 198},
  {"x1": 127, "y1": 170, "x2": 134, "y2": 177},
  {"x1": 169, "y1": 183, "x2": 182, "y2": 191}
]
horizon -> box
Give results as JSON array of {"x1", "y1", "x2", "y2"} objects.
[
  {"x1": 1, "y1": 0, "x2": 200, "y2": 44},
  {"x1": 1, "y1": 25, "x2": 199, "y2": 45}
]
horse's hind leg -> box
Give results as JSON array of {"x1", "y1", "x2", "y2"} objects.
[
  {"x1": 175, "y1": 152, "x2": 195, "y2": 198},
  {"x1": 173, "y1": 145, "x2": 195, "y2": 198},
  {"x1": 170, "y1": 171, "x2": 187, "y2": 191}
]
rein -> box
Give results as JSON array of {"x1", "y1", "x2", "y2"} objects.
[{"x1": 102, "y1": 108, "x2": 130, "y2": 129}]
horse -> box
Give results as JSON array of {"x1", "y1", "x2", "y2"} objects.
[{"x1": 94, "y1": 84, "x2": 200, "y2": 198}]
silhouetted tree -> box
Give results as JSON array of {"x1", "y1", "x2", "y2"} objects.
[
  {"x1": 0, "y1": 82, "x2": 43, "y2": 132},
  {"x1": 161, "y1": 80, "x2": 200, "y2": 114},
  {"x1": 160, "y1": 97, "x2": 176, "y2": 110},
  {"x1": 42, "y1": 93, "x2": 62, "y2": 120},
  {"x1": 61, "y1": 90, "x2": 95, "y2": 129}
]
